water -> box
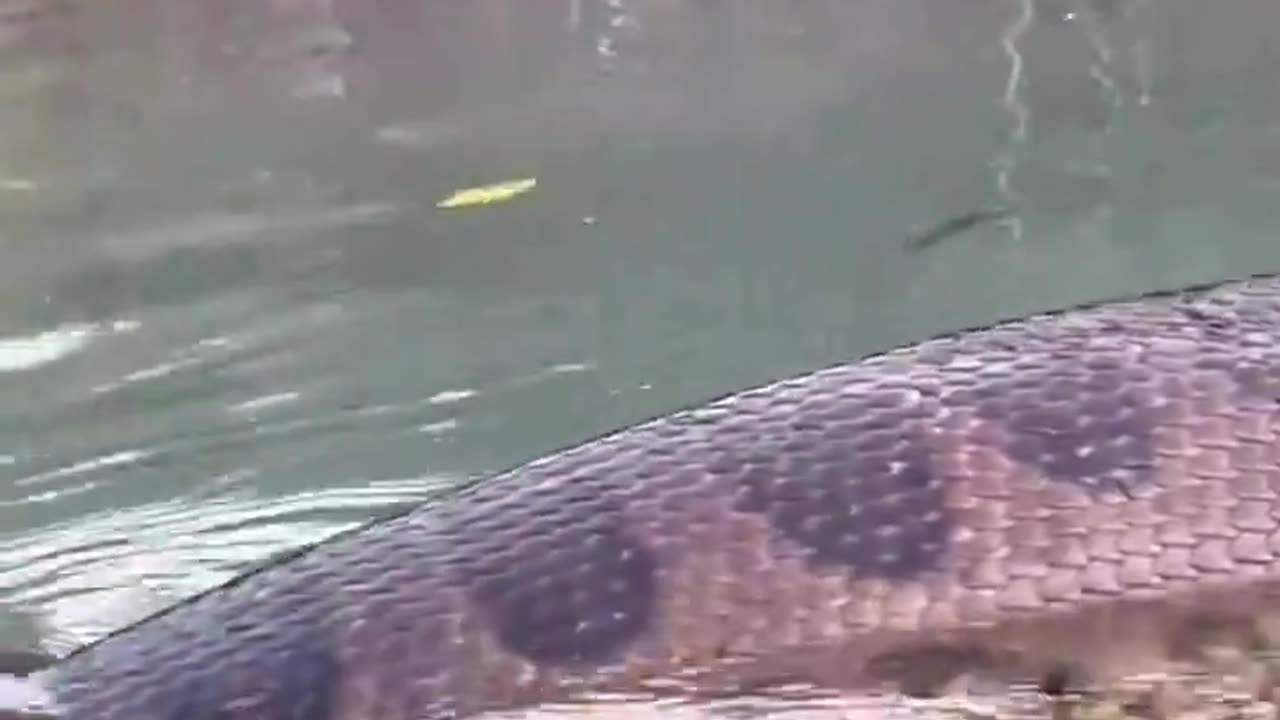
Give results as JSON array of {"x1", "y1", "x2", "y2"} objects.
[{"x1": 0, "y1": 0, "x2": 1279, "y2": 701}]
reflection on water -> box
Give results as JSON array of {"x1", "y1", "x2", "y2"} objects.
[
  {"x1": 0, "y1": 478, "x2": 431, "y2": 652},
  {"x1": 3, "y1": 2, "x2": 1280, "y2": 717},
  {"x1": 0, "y1": 321, "x2": 125, "y2": 373}
]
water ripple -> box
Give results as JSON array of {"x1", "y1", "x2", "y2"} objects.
[{"x1": 0, "y1": 477, "x2": 443, "y2": 653}]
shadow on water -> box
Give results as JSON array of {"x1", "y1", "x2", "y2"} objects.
[{"x1": 2, "y1": 2, "x2": 1280, "y2": 716}]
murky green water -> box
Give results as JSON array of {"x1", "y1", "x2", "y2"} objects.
[{"x1": 0, "y1": 0, "x2": 1279, "y2": 672}]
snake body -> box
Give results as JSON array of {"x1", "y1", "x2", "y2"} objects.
[{"x1": 24, "y1": 272, "x2": 1280, "y2": 720}]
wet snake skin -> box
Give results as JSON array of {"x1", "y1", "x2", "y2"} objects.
[{"x1": 30, "y1": 271, "x2": 1280, "y2": 720}]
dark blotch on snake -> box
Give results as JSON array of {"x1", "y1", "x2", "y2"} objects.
[
  {"x1": 73, "y1": 609, "x2": 341, "y2": 720},
  {"x1": 728, "y1": 391, "x2": 951, "y2": 578},
  {"x1": 972, "y1": 355, "x2": 1161, "y2": 495},
  {"x1": 464, "y1": 494, "x2": 658, "y2": 666}
]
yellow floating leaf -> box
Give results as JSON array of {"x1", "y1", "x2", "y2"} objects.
[{"x1": 436, "y1": 177, "x2": 536, "y2": 209}]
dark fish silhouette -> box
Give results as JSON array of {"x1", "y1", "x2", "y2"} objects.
[
  {"x1": 903, "y1": 207, "x2": 1013, "y2": 253},
  {"x1": 9, "y1": 271, "x2": 1280, "y2": 720}
]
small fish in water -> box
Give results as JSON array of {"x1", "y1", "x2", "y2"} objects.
[{"x1": 903, "y1": 206, "x2": 1013, "y2": 253}]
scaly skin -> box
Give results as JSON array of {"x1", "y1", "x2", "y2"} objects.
[{"x1": 32, "y1": 272, "x2": 1280, "y2": 720}]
